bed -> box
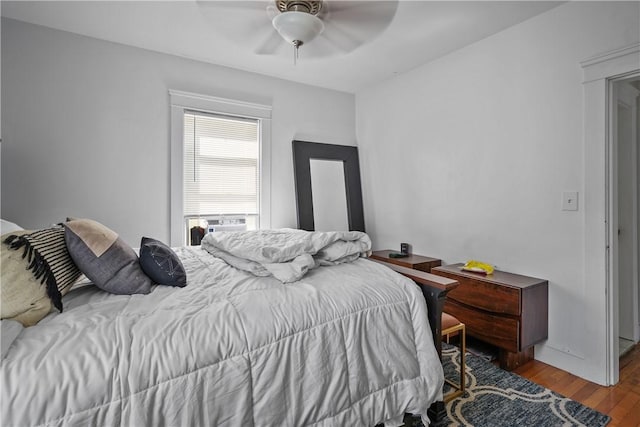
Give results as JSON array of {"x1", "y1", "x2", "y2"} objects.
[{"x1": 1, "y1": 223, "x2": 445, "y2": 426}]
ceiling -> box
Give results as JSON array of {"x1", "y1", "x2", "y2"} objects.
[{"x1": 1, "y1": 1, "x2": 563, "y2": 93}]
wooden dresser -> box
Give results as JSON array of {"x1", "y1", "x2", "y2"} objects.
[
  {"x1": 431, "y1": 264, "x2": 548, "y2": 370},
  {"x1": 370, "y1": 250, "x2": 441, "y2": 273}
]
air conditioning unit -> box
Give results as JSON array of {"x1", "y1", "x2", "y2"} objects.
[{"x1": 207, "y1": 218, "x2": 247, "y2": 234}]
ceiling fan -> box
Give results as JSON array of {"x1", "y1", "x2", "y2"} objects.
[{"x1": 200, "y1": 1, "x2": 398, "y2": 62}]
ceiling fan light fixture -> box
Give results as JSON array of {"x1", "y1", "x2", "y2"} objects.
[
  {"x1": 272, "y1": 11, "x2": 324, "y2": 45},
  {"x1": 272, "y1": 11, "x2": 324, "y2": 62}
]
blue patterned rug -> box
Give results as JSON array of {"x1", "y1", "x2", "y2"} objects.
[{"x1": 406, "y1": 344, "x2": 610, "y2": 426}]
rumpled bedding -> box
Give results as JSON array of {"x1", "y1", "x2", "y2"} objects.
[
  {"x1": 0, "y1": 320, "x2": 23, "y2": 359},
  {"x1": 201, "y1": 228, "x2": 372, "y2": 283},
  {"x1": 1, "y1": 245, "x2": 443, "y2": 427}
]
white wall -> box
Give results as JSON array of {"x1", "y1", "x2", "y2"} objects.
[
  {"x1": 0, "y1": 10, "x2": 2, "y2": 142},
  {"x1": 356, "y1": 1, "x2": 639, "y2": 384},
  {"x1": 1, "y1": 18, "x2": 355, "y2": 245},
  {"x1": 0, "y1": 8, "x2": 2, "y2": 143}
]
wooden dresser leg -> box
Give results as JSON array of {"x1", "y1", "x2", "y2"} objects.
[{"x1": 499, "y1": 347, "x2": 534, "y2": 370}]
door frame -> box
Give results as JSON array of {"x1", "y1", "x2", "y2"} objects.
[
  {"x1": 612, "y1": 79, "x2": 640, "y2": 345},
  {"x1": 581, "y1": 43, "x2": 640, "y2": 386}
]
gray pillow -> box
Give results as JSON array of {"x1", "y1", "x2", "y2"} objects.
[{"x1": 64, "y1": 219, "x2": 152, "y2": 295}]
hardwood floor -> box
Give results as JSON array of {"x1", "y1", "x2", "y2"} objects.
[{"x1": 513, "y1": 344, "x2": 640, "y2": 426}]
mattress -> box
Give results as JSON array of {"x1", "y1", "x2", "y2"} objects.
[{"x1": 1, "y1": 246, "x2": 443, "y2": 426}]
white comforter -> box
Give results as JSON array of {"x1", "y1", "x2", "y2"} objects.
[
  {"x1": 201, "y1": 228, "x2": 372, "y2": 283},
  {"x1": 1, "y1": 247, "x2": 443, "y2": 427}
]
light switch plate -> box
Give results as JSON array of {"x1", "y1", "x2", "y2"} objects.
[{"x1": 562, "y1": 191, "x2": 579, "y2": 211}]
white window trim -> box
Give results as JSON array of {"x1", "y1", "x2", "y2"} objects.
[{"x1": 169, "y1": 90, "x2": 272, "y2": 246}]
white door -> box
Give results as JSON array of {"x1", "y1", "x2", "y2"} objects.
[{"x1": 615, "y1": 79, "x2": 640, "y2": 343}]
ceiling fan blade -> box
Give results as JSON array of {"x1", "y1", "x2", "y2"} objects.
[
  {"x1": 255, "y1": 28, "x2": 285, "y2": 55},
  {"x1": 296, "y1": 34, "x2": 340, "y2": 59},
  {"x1": 317, "y1": 1, "x2": 398, "y2": 52},
  {"x1": 323, "y1": 0, "x2": 396, "y2": 15},
  {"x1": 320, "y1": 20, "x2": 360, "y2": 53},
  {"x1": 196, "y1": 1, "x2": 269, "y2": 9},
  {"x1": 198, "y1": 0, "x2": 281, "y2": 53},
  {"x1": 266, "y1": 4, "x2": 279, "y2": 20},
  {"x1": 197, "y1": 1, "x2": 269, "y2": 29},
  {"x1": 325, "y1": 1, "x2": 397, "y2": 33}
]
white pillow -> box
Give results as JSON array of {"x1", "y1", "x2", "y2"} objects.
[{"x1": 1, "y1": 219, "x2": 24, "y2": 235}]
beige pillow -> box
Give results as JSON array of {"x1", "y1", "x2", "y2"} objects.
[
  {"x1": 1, "y1": 227, "x2": 81, "y2": 326},
  {"x1": 1, "y1": 231, "x2": 52, "y2": 326}
]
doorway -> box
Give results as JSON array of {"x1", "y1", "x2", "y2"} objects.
[
  {"x1": 611, "y1": 76, "x2": 640, "y2": 365},
  {"x1": 581, "y1": 43, "x2": 639, "y2": 386}
]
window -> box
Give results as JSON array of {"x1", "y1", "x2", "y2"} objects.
[
  {"x1": 170, "y1": 91, "x2": 271, "y2": 246},
  {"x1": 183, "y1": 112, "x2": 259, "y2": 244}
]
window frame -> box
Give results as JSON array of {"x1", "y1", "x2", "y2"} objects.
[{"x1": 169, "y1": 90, "x2": 272, "y2": 246}]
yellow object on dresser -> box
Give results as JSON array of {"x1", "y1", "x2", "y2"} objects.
[{"x1": 462, "y1": 260, "x2": 494, "y2": 274}]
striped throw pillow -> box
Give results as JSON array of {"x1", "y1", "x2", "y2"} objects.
[{"x1": 1, "y1": 225, "x2": 81, "y2": 325}]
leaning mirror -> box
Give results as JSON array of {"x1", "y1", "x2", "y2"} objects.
[
  {"x1": 309, "y1": 159, "x2": 349, "y2": 231},
  {"x1": 292, "y1": 140, "x2": 365, "y2": 232}
]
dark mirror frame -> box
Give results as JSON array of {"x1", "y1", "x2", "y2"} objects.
[{"x1": 292, "y1": 140, "x2": 365, "y2": 232}]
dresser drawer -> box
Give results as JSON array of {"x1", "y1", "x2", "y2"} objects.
[
  {"x1": 444, "y1": 300, "x2": 520, "y2": 353},
  {"x1": 437, "y1": 271, "x2": 521, "y2": 316}
]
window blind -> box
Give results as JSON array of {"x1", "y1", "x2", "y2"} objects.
[{"x1": 183, "y1": 111, "x2": 259, "y2": 217}]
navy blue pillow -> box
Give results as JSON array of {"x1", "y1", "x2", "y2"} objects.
[{"x1": 139, "y1": 237, "x2": 187, "y2": 287}]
